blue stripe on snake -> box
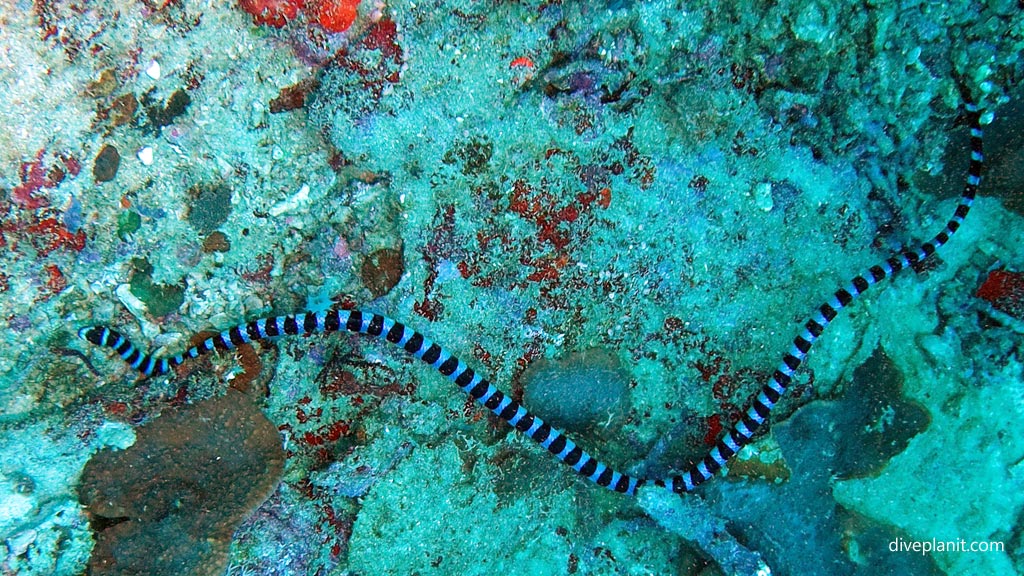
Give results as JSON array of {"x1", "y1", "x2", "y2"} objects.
[{"x1": 79, "y1": 102, "x2": 985, "y2": 497}]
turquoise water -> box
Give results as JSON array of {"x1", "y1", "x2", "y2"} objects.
[{"x1": 0, "y1": 1, "x2": 1022, "y2": 575}]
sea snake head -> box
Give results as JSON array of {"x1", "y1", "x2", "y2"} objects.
[{"x1": 79, "y1": 326, "x2": 105, "y2": 345}]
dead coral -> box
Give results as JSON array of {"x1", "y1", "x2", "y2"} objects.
[{"x1": 79, "y1": 390, "x2": 285, "y2": 576}]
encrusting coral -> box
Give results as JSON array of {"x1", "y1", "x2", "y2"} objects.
[{"x1": 78, "y1": 390, "x2": 285, "y2": 576}]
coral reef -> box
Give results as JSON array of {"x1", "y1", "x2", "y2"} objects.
[
  {"x1": 311, "y1": 0, "x2": 362, "y2": 33},
  {"x1": 127, "y1": 257, "x2": 187, "y2": 318},
  {"x1": 0, "y1": 0, "x2": 1022, "y2": 575},
  {"x1": 359, "y1": 246, "x2": 404, "y2": 298},
  {"x1": 0, "y1": 420, "x2": 117, "y2": 576},
  {"x1": 239, "y1": 0, "x2": 302, "y2": 28},
  {"x1": 974, "y1": 97, "x2": 1024, "y2": 216}
]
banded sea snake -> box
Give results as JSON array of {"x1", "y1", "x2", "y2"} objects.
[{"x1": 80, "y1": 102, "x2": 985, "y2": 498}]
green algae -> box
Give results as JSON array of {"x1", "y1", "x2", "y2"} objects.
[
  {"x1": 116, "y1": 210, "x2": 140, "y2": 240},
  {"x1": 128, "y1": 258, "x2": 186, "y2": 318}
]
